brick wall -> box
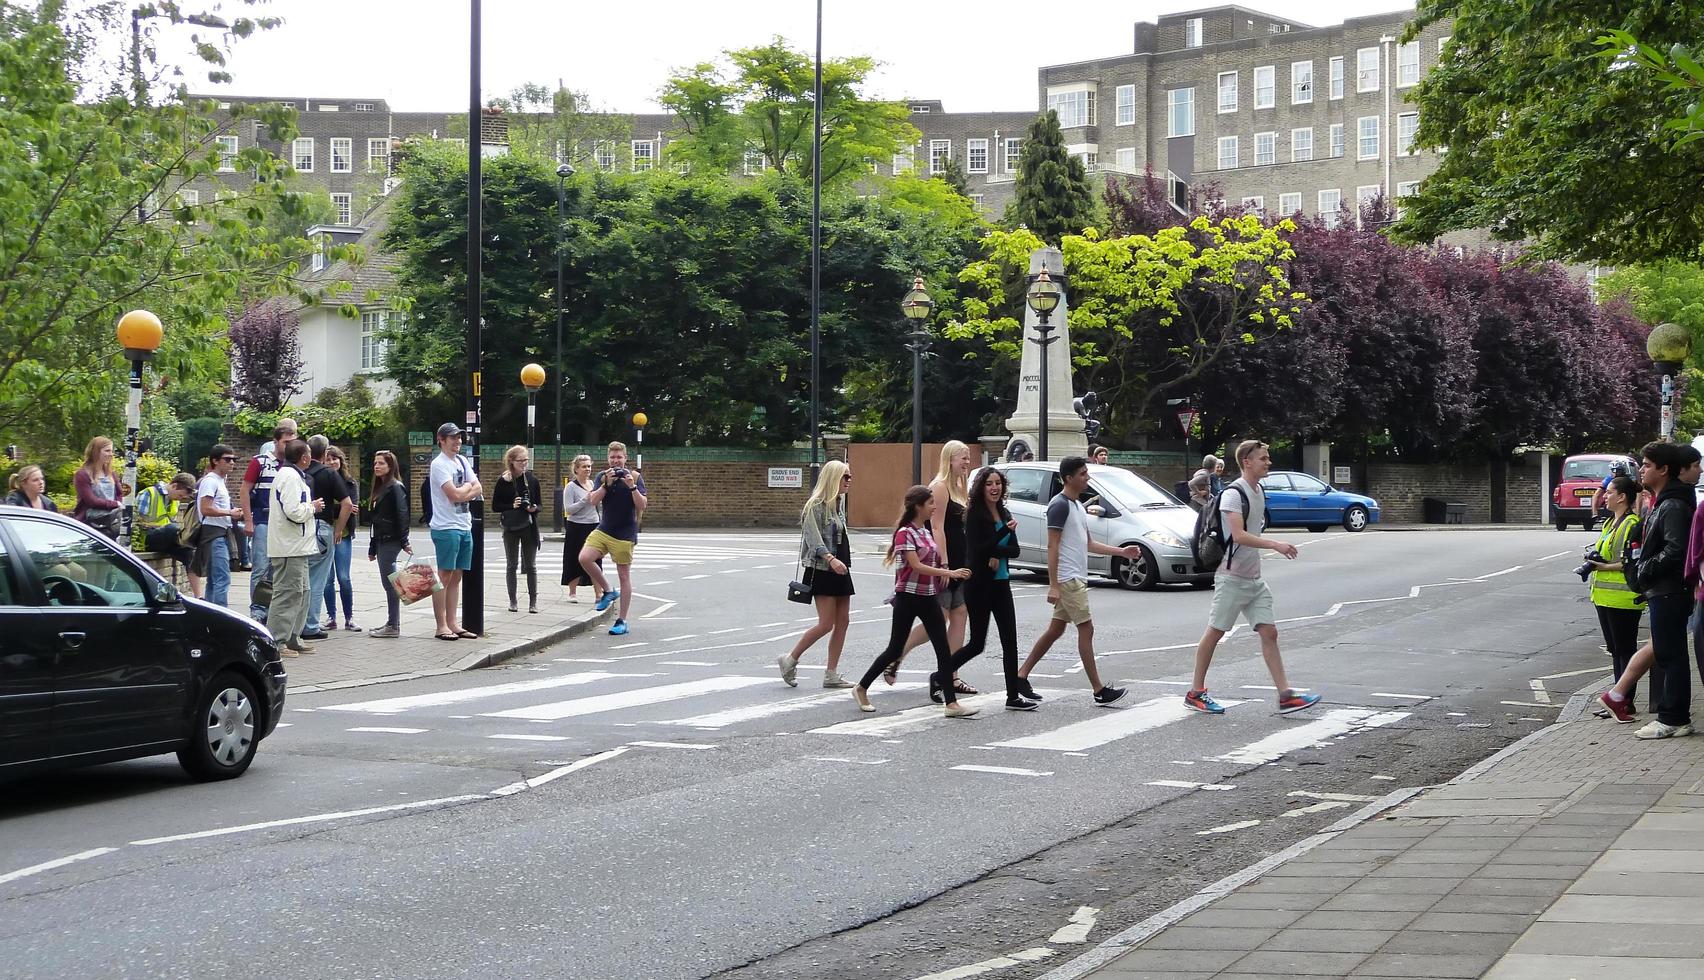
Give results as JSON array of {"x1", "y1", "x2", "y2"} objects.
[{"x1": 1363, "y1": 460, "x2": 1544, "y2": 524}]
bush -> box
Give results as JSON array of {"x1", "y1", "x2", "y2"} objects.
[
  {"x1": 181, "y1": 417, "x2": 225, "y2": 474},
  {"x1": 134, "y1": 452, "x2": 179, "y2": 489},
  {"x1": 46, "y1": 458, "x2": 80, "y2": 496}
]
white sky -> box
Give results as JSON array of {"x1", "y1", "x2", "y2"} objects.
[{"x1": 199, "y1": 0, "x2": 1414, "y2": 113}]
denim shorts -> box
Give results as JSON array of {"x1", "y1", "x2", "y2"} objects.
[{"x1": 430, "y1": 528, "x2": 474, "y2": 571}]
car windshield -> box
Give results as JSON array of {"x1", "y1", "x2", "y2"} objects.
[
  {"x1": 1092, "y1": 467, "x2": 1186, "y2": 508},
  {"x1": 1563, "y1": 459, "x2": 1616, "y2": 481}
]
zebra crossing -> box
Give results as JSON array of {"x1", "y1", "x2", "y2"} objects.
[{"x1": 523, "y1": 533, "x2": 799, "y2": 577}]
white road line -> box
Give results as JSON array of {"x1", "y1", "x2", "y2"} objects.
[
  {"x1": 628, "y1": 740, "x2": 715, "y2": 750},
  {"x1": 992, "y1": 696, "x2": 1248, "y2": 753},
  {"x1": 810, "y1": 693, "x2": 1011, "y2": 737},
  {"x1": 1537, "y1": 666, "x2": 1614, "y2": 681},
  {"x1": 346, "y1": 727, "x2": 427, "y2": 734},
  {"x1": 1500, "y1": 700, "x2": 1562, "y2": 709},
  {"x1": 708, "y1": 627, "x2": 744, "y2": 635},
  {"x1": 806, "y1": 756, "x2": 890, "y2": 765},
  {"x1": 910, "y1": 949, "x2": 1058, "y2": 980},
  {"x1": 490, "y1": 746, "x2": 630, "y2": 796},
  {"x1": 1196, "y1": 820, "x2": 1260, "y2": 836},
  {"x1": 320, "y1": 671, "x2": 650, "y2": 714},
  {"x1": 1537, "y1": 550, "x2": 1574, "y2": 560},
  {"x1": 1289, "y1": 790, "x2": 1378, "y2": 802},
  {"x1": 274, "y1": 722, "x2": 292, "y2": 728},
  {"x1": 484, "y1": 676, "x2": 775, "y2": 721},
  {"x1": 1215, "y1": 709, "x2": 1409, "y2": 765},
  {"x1": 488, "y1": 733, "x2": 571, "y2": 742},
  {"x1": 1369, "y1": 692, "x2": 1435, "y2": 701},
  {"x1": 1146, "y1": 780, "x2": 1234, "y2": 791},
  {"x1": 658, "y1": 661, "x2": 717, "y2": 667},
  {"x1": 952, "y1": 765, "x2": 1054, "y2": 778},
  {"x1": 662, "y1": 634, "x2": 699, "y2": 642},
  {"x1": 131, "y1": 794, "x2": 489, "y2": 845},
  {"x1": 758, "y1": 621, "x2": 787, "y2": 627},
  {"x1": 0, "y1": 848, "x2": 119, "y2": 886},
  {"x1": 641, "y1": 602, "x2": 678, "y2": 619},
  {"x1": 610, "y1": 642, "x2": 649, "y2": 650},
  {"x1": 663, "y1": 684, "x2": 926, "y2": 729},
  {"x1": 553, "y1": 657, "x2": 616, "y2": 664},
  {"x1": 1528, "y1": 679, "x2": 1553, "y2": 704},
  {"x1": 1284, "y1": 801, "x2": 1352, "y2": 817},
  {"x1": 1049, "y1": 906, "x2": 1100, "y2": 944},
  {"x1": 682, "y1": 574, "x2": 710, "y2": 580}
]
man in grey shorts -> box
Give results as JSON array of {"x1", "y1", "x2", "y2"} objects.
[{"x1": 1185, "y1": 439, "x2": 1321, "y2": 716}]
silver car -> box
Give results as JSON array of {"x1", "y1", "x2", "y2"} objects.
[{"x1": 988, "y1": 462, "x2": 1212, "y2": 590}]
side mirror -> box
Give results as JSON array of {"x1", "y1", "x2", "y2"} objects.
[
  {"x1": 153, "y1": 580, "x2": 180, "y2": 605},
  {"x1": 1086, "y1": 505, "x2": 1105, "y2": 517}
]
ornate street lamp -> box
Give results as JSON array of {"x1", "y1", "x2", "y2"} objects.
[
  {"x1": 901, "y1": 277, "x2": 935, "y2": 485},
  {"x1": 1025, "y1": 268, "x2": 1062, "y2": 461},
  {"x1": 520, "y1": 363, "x2": 545, "y2": 453},
  {"x1": 1648, "y1": 322, "x2": 1692, "y2": 442},
  {"x1": 116, "y1": 309, "x2": 163, "y2": 546}
]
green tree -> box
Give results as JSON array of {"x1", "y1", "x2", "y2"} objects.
[
  {"x1": 1595, "y1": 30, "x2": 1704, "y2": 148},
  {"x1": 1007, "y1": 111, "x2": 1093, "y2": 246},
  {"x1": 1598, "y1": 261, "x2": 1704, "y2": 432},
  {"x1": 657, "y1": 38, "x2": 918, "y2": 184},
  {"x1": 486, "y1": 82, "x2": 635, "y2": 169},
  {"x1": 1394, "y1": 0, "x2": 1704, "y2": 264}
]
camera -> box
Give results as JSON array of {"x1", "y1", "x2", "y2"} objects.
[
  {"x1": 610, "y1": 468, "x2": 629, "y2": 480},
  {"x1": 1575, "y1": 547, "x2": 1606, "y2": 582}
]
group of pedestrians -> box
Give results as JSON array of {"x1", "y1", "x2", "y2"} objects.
[{"x1": 782, "y1": 438, "x2": 1320, "y2": 720}]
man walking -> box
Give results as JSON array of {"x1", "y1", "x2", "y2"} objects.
[
  {"x1": 266, "y1": 439, "x2": 322, "y2": 657},
  {"x1": 242, "y1": 419, "x2": 296, "y2": 622},
  {"x1": 429, "y1": 423, "x2": 483, "y2": 640},
  {"x1": 196, "y1": 444, "x2": 244, "y2": 608},
  {"x1": 301, "y1": 435, "x2": 353, "y2": 641},
  {"x1": 579, "y1": 441, "x2": 647, "y2": 636},
  {"x1": 1632, "y1": 440, "x2": 1697, "y2": 739},
  {"x1": 1185, "y1": 440, "x2": 1320, "y2": 715},
  {"x1": 1013, "y1": 456, "x2": 1138, "y2": 706}
]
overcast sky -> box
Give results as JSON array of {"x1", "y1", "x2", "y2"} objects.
[{"x1": 200, "y1": 0, "x2": 1415, "y2": 113}]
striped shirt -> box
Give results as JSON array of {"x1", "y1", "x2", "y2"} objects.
[{"x1": 892, "y1": 525, "x2": 942, "y2": 596}]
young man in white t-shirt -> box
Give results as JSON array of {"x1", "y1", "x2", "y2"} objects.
[
  {"x1": 1186, "y1": 440, "x2": 1320, "y2": 715},
  {"x1": 196, "y1": 443, "x2": 244, "y2": 609},
  {"x1": 429, "y1": 422, "x2": 484, "y2": 641},
  {"x1": 1014, "y1": 456, "x2": 1144, "y2": 707}
]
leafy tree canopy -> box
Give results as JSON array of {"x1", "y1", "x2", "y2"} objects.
[{"x1": 1007, "y1": 111, "x2": 1094, "y2": 246}]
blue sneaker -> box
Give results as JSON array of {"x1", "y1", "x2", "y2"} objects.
[
  {"x1": 609, "y1": 619, "x2": 628, "y2": 636},
  {"x1": 1184, "y1": 690, "x2": 1226, "y2": 714},
  {"x1": 1278, "y1": 690, "x2": 1321, "y2": 714},
  {"x1": 595, "y1": 590, "x2": 619, "y2": 612}
]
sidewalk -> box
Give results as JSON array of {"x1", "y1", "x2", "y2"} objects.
[{"x1": 1064, "y1": 683, "x2": 1704, "y2": 980}]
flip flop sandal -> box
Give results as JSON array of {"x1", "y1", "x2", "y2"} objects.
[
  {"x1": 882, "y1": 663, "x2": 899, "y2": 685},
  {"x1": 953, "y1": 679, "x2": 979, "y2": 696},
  {"x1": 435, "y1": 632, "x2": 460, "y2": 641},
  {"x1": 455, "y1": 629, "x2": 478, "y2": 639}
]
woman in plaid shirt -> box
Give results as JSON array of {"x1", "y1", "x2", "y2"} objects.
[{"x1": 853, "y1": 485, "x2": 976, "y2": 717}]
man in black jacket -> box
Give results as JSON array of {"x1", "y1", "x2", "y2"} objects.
[{"x1": 1635, "y1": 440, "x2": 1698, "y2": 739}]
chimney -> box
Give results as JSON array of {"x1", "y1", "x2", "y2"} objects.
[{"x1": 479, "y1": 106, "x2": 509, "y2": 158}]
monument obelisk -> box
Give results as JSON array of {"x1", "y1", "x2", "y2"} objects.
[{"x1": 1005, "y1": 247, "x2": 1087, "y2": 461}]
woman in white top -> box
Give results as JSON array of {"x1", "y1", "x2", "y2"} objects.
[
  {"x1": 777, "y1": 460, "x2": 856, "y2": 689},
  {"x1": 560, "y1": 454, "x2": 601, "y2": 601}
]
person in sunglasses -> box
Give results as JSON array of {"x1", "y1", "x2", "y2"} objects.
[{"x1": 196, "y1": 444, "x2": 246, "y2": 608}]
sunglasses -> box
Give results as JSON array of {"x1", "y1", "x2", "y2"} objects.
[{"x1": 219, "y1": 455, "x2": 237, "y2": 462}]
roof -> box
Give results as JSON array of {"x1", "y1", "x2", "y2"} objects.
[{"x1": 307, "y1": 196, "x2": 401, "y2": 304}]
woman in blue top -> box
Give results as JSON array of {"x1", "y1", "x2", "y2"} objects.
[{"x1": 944, "y1": 467, "x2": 1035, "y2": 711}]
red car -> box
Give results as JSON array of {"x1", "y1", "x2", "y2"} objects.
[{"x1": 1553, "y1": 453, "x2": 1633, "y2": 531}]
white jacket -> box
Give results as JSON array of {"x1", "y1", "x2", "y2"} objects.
[{"x1": 267, "y1": 465, "x2": 318, "y2": 559}]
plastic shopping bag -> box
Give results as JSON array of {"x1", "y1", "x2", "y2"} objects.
[{"x1": 389, "y1": 552, "x2": 444, "y2": 606}]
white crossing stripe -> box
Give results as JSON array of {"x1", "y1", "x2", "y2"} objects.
[
  {"x1": 628, "y1": 740, "x2": 715, "y2": 750},
  {"x1": 991, "y1": 696, "x2": 1248, "y2": 753},
  {"x1": 488, "y1": 733, "x2": 571, "y2": 742},
  {"x1": 808, "y1": 693, "x2": 1010, "y2": 737},
  {"x1": 483, "y1": 676, "x2": 775, "y2": 721},
  {"x1": 1215, "y1": 709, "x2": 1410, "y2": 765},
  {"x1": 346, "y1": 727, "x2": 427, "y2": 734},
  {"x1": 1197, "y1": 819, "x2": 1260, "y2": 836},
  {"x1": 320, "y1": 671, "x2": 654, "y2": 714},
  {"x1": 661, "y1": 683, "x2": 927, "y2": 730},
  {"x1": 951, "y1": 765, "x2": 1054, "y2": 778}
]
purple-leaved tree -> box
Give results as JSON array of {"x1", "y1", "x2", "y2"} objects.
[{"x1": 228, "y1": 302, "x2": 304, "y2": 413}]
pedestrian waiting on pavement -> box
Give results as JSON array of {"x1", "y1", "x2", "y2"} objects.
[
  {"x1": 947, "y1": 466, "x2": 1035, "y2": 711},
  {"x1": 1589, "y1": 476, "x2": 1645, "y2": 721},
  {"x1": 560, "y1": 454, "x2": 601, "y2": 602},
  {"x1": 579, "y1": 441, "x2": 646, "y2": 636},
  {"x1": 6, "y1": 464, "x2": 58, "y2": 512},
  {"x1": 494, "y1": 444, "x2": 543, "y2": 614},
  {"x1": 243, "y1": 418, "x2": 298, "y2": 622},
  {"x1": 1184, "y1": 440, "x2": 1319, "y2": 716},
  {"x1": 883, "y1": 440, "x2": 976, "y2": 698},
  {"x1": 321, "y1": 446, "x2": 361, "y2": 631},
  {"x1": 428, "y1": 422, "x2": 482, "y2": 641},
  {"x1": 777, "y1": 459, "x2": 856, "y2": 690},
  {"x1": 267, "y1": 439, "x2": 323, "y2": 657},
  {"x1": 72, "y1": 436, "x2": 125, "y2": 539},
  {"x1": 1089, "y1": 444, "x2": 1109, "y2": 465},
  {"x1": 1619, "y1": 442, "x2": 1698, "y2": 739},
  {"x1": 137, "y1": 472, "x2": 202, "y2": 597},
  {"x1": 1013, "y1": 456, "x2": 1135, "y2": 707},
  {"x1": 195, "y1": 444, "x2": 244, "y2": 609},
  {"x1": 366, "y1": 450, "x2": 410, "y2": 638},
  {"x1": 301, "y1": 435, "x2": 353, "y2": 641}
]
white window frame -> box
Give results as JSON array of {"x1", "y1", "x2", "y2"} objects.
[
  {"x1": 631, "y1": 139, "x2": 655, "y2": 171},
  {"x1": 1397, "y1": 40, "x2": 1421, "y2": 87},
  {"x1": 1397, "y1": 112, "x2": 1419, "y2": 156},
  {"x1": 1253, "y1": 65, "x2": 1275, "y2": 109},
  {"x1": 1291, "y1": 60, "x2": 1313, "y2": 104},
  {"x1": 1114, "y1": 147, "x2": 1137, "y2": 173},
  {"x1": 1185, "y1": 17, "x2": 1202, "y2": 48},
  {"x1": 1278, "y1": 192, "x2": 1302, "y2": 215},
  {"x1": 366, "y1": 138, "x2": 389, "y2": 174},
  {"x1": 1357, "y1": 47, "x2": 1381, "y2": 93},
  {"x1": 1329, "y1": 123, "x2": 1345, "y2": 158},
  {"x1": 929, "y1": 139, "x2": 951, "y2": 175},
  {"x1": 331, "y1": 192, "x2": 352, "y2": 226},
  {"x1": 353, "y1": 102, "x2": 374, "y2": 112},
  {"x1": 1217, "y1": 71, "x2": 1238, "y2": 113},
  {"x1": 1319, "y1": 189, "x2": 1342, "y2": 229},
  {"x1": 1329, "y1": 57, "x2": 1345, "y2": 100},
  {"x1": 1047, "y1": 87, "x2": 1096, "y2": 129},
  {"x1": 892, "y1": 151, "x2": 914, "y2": 174},
  {"x1": 967, "y1": 138, "x2": 989, "y2": 174},
  {"x1": 360, "y1": 310, "x2": 389, "y2": 372},
  {"x1": 595, "y1": 141, "x2": 616, "y2": 171},
  {"x1": 1003, "y1": 138, "x2": 1021, "y2": 174},
  {"x1": 1254, "y1": 131, "x2": 1276, "y2": 166},
  {"x1": 1290, "y1": 127, "x2": 1313, "y2": 162},
  {"x1": 1357, "y1": 116, "x2": 1380, "y2": 160},
  {"x1": 743, "y1": 149, "x2": 767, "y2": 175},
  {"x1": 1167, "y1": 170, "x2": 1190, "y2": 213},
  {"x1": 1357, "y1": 184, "x2": 1382, "y2": 207},
  {"x1": 292, "y1": 137, "x2": 314, "y2": 172},
  {"x1": 177, "y1": 188, "x2": 199, "y2": 207},
  {"x1": 1217, "y1": 136, "x2": 1239, "y2": 170},
  {"x1": 1241, "y1": 196, "x2": 1264, "y2": 211},
  {"x1": 216, "y1": 135, "x2": 239, "y2": 172},
  {"x1": 1438, "y1": 36, "x2": 1452, "y2": 58},
  {"x1": 330, "y1": 137, "x2": 352, "y2": 174},
  {"x1": 1396, "y1": 180, "x2": 1421, "y2": 198},
  {"x1": 969, "y1": 193, "x2": 984, "y2": 206},
  {"x1": 1115, "y1": 85, "x2": 1136, "y2": 126},
  {"x1": 1168, "y1": 87, "x2": 1195, "y2": 137}
]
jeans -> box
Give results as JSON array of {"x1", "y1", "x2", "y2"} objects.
[
  {"x1": 249, "y1": 522, "x2": 270, "y2": 621},
  {"x1": 1650, "y1": 593, "x2": 1693, "y2": 727},
  {"x1": 860, "y1": 593, "x2": 954, "y2": 695},
  {"x1": 303, "y1": 522, "x2": 335, "y2": 633},
  {"x1": 504, "y1": 527, "x2": 538, "y2": 605},
  {"x1": 267, "y1": 555, "x2": 312, "y2": 647},
  {"x1": 375, "y1": 540, "x2": 405, "y2": 629},
  {"x1": 323, "y1": 534, "x2": 354, "y2": 622},
  {"x1": 235, "y1": 527, "x2": 251, "y2": 566},
  {"x1": 205, "y1": 534, "x2": 230, "y2": 607},
  {"x1": 953, "y1": 578, "x2": 1019, "y2": 698}
]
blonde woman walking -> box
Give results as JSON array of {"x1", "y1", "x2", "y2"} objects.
[
  {"x1": 884, "y1": 440, "x2": 975, "y2": 700},
  {"x1": 778, "y1": 460, "x2": 856, "y2": 689},
  {"x1": 561, "y1": 454, "x2": 600, "y2": 601}
]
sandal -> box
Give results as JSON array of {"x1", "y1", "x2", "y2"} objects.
[
  {"x1": 953, "y1": 679, "x2": 979, "y2": 696},
  {"x1": 435, "y1": 632, "x2": 460, "y2": 641},
  {"x1": 455, "y1": 629, "x2": 477, "y2": 639},
  {"x1": 882, "y1": 662, "x2": 900, "y2": 686}
]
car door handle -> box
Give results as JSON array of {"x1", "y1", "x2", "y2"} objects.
[{"x1": 58, "y1": 631, "x2": 86, "y2": 651}]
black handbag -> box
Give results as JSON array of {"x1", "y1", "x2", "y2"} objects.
[{"x1": 786, "y1": 559, "x2": 813, "y2": 604}]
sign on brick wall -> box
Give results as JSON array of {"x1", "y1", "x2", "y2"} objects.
[{"x1": 767, "y1": 467, "x2": 803, "y2": 489}]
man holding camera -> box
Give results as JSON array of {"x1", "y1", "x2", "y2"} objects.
[{"x1": 578, "y1": 441, "x2": 647, "y2": 636}]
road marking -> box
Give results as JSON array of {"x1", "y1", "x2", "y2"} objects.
[
  {"x1": 321, "y1": 671, "x2": 651, "y2": 714},
  {"x1": 1370, "y1": 692, "x2": 1435, "y2": 701},
  {"x1": 758, "y1": 621, "x2": 787, "y2": 628},
  {"x1": 1529, "y1": 679, "x2": 1553, "y2": 704},
  {"x1": 1130, "y1": 679, "x2": 1191, "y2": 686},
  {"x1": 1371, "y1": 774, "x2": 1396, "y2": 780},
  {"x1": 659, "y1": 661, "x2": 717, "y2": 667},
  {"x1": 708, "y1": 627, "x2": 743, "y2": 635},
  {"x1": 485, "y1": 676, "x2": 776, "y2": 721},
  {"x1": 991, "y1": 696, "x2": 1248, "y2": 753},
  {"x1": 1285, "y1": 801, "x2": 1352, "y2": 817},
  {"x1": 0, "y1": 848, "x2": 119, "y2": 886},
  {"x1": 628, "y1": 740, "x2": 715, "y2": 750},
  {"x1": 132, "y1": 794, "x2": 489, "y2": 845},
  {"x1": 811, "y1": 693, "x2": 1016, "y2": 737},
  {"x1": 610, "y1": 642, "x2": 649, "y2": 650},
  {"x1": 641, "y1": 602, "x2": 678, "y2": 619},
  {"x1": 682, "y1": 574, "x2": 710, "y2": 580},
  {"x1": 1147, "y1": 780, "x2": 1236, "y2": 791},
  {"x1": 1537, "y1": 666, "x2": 1615, "y2": 680},
  {"x1": 662, "y1": 634, "x2": 699, "y2": 642},
  {"x1": 490, "y1": 746, "x2": 630, "y2": 796},
  {"x1": 1197, "y1": 820, "x2": 1260, "y2": 836},
  {"x1": 1289, "y1": 790, "x2": 1378, "y2": 802},
  {"x1": 1537, "y1": 550, "x2": 1574, "y2": 560},
  {"x1": 1215, "y1": 709, "x2": 1409, "y2": 765},
  {"x1": 346, "y1": 727, "x2": 427, "y2": 734},
  {"x1": 952, "y1": 765, "x2": 1054, "y2": 778},
  {"x1": 807, "y1": 756, "x2": 890, "y2": 765},
  {"x1": 908, "y1": 948, "x2": 1057, "y2": 980},
  {"x1": 1049, "y1": 906, "x2": 1100, "y2": 944},
  {"x1": 1500, "y1": 701, "x2": 1562, "y2": 709},
  {"x1": 274, "y1": 722, "x2": 292, "y2": 728},
  {"x1": 664, "y1": 684, "x2": 927, "y2": 729},
  {"x1": 488, "y1": 733, "x2": 571, "y2": 742},
  {"x1": 554, "y1": 657, "x2": 616, "y2": 663}
]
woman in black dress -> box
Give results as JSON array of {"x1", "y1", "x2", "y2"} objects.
[
  {"x1": 367, "y1": 450, "x2": 410, "y2": 637},
  {"x1": 493, "y1": 445, "x2": 542, "y2": 613},
  {"x1": 777, "y1": 460, "x2": 857, "y2": 689},
  {"x1": 560, "y1": 454, "x2": 601, "y2": 600}
]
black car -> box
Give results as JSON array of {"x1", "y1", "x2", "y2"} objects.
[{"x1": 0, "y1": 506, "x2": 285, "y2": 781}]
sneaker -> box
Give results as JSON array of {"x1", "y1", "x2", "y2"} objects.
[
  {"x1": 326, "y1": 620, "x2": 338, "y2": 631},
  {"x1": 777, "y1": 655, "x2": 799, "y2": 687},
  {"x1": 344, "y1": 621, "x2": 362, "y2": 632},
  {"x1": 1093, "y1": 686, "x2": 1128, "y2": 707},
  {"x1": 1634, "y1": 720, "x2": 1693, "y2": 740},
  {"x1": 822, "y1": 669, "x2": 853, "y2": 689},
  {"x1": 1599, "y1": 692, "x2": 1636, "y2": 724},
  {"x1": 529, "y1": 602, "x2": 538, "y2": 614},
  {"x1": 609, "y1": 619, "x2": 629, "y2": 636},
  {"x1": 1184, "y1": 690, "x2": 1226, "y2": 714},
  {"x1": 944, "y1": 703, "x2": 980, "y2": 719},
  {"x1": 508, "y1": 602, "x2": 519, "y2": 613},
  {"x1": 595, "y1": 590, "x2": 619, "y2": 612},
  {"x1": 1005, "y1": 697, "x2": 1039, "y2": 711},
  {"x1": 1016, "y1": 678, "x2": 1043, "y2": 702},
  {"x1": 1278, "y1": 690, "x2": 1321, "y2": 714},
  {"x1": 370, "y1": 624, "x2": 400, "y2": 638}
]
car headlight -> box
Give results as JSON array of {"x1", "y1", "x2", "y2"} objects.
[{"x1": 1148, "y1": 531, "x2": 1186, "y2": 550}]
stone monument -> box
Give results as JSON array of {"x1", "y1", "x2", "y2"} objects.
[{"x1": 1004, "y1": 247, "x2": 1088, "y2": 461}]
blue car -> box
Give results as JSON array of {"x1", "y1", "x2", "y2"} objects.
[{"x1": 1257, "y1": 471, "x2": 1380, "y2": 532}]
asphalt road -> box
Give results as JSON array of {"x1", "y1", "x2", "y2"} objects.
[{"x1": 0, "y1": 527, "x2": 1612, "y2": 980}]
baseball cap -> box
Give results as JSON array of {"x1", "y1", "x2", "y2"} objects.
[{"x1": 436, "y1": 422, "x2": 464, "y2": 440}]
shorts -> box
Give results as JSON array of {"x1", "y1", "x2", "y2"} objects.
[
  {"x1": 430, "y1": 528, "x2": 474, "y2": 571},
  {"x1": 1208, "y1": 575, "x2": 1275, "y2": 632},
  {"x1": 1050, "y1": 578, "x2": 1093, "y2": 626},
  {"x1": 584, "y1": 528, "x2": 635, "y2": 566},
  {"x1": 937, "y1": 581, "x2": 966, "y2": 611}
]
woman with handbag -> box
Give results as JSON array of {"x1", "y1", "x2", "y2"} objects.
[
  {"x1": 777, "y1": 459, "x2": 855, "y2": 689},
  {"x1": 322, "y1": 447, "x2": 362, "y2": 631},
  {"x1": 367, "y1": 450, "x2": 411, "y2": 638},
  {"x1": 560, "y1": 454, "x2": 600, "y2": 601},
  {"x1": 72, "y1": 436, "x2": 127, "y2": 539},
  {"x1": 942, "y1": 467, "x2": 1036, "y2": 710},
  {"x1": 494, "y1": 445, "x2": 542, "y2": 613}
]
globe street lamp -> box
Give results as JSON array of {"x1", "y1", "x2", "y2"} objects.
[
  {"x1": 1025, "y1": 268, "x2": 1062, "y2": 461},
  {"x1": 1648, "y1": 322, "x2": 1692, "y2": 442},
  {"x1": 116, "y1": 310, "x2": 162, "y2": 547},
  {"x1": 632, "y1": 412, "x2": 649, "y2": 471},
  {"x1": 901, "y1": 277, "x2": 935, "y2": 485},
  {"x1": 520, "y1": 363, "x2": 545, "y2": 453}
]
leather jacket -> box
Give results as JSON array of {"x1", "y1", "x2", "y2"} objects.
[{"x1": 1635, "y1": 482, "x2": 1696, "y2": 597}]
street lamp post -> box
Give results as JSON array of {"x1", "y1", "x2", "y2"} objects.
[
  {"x1": 632, "y1": 412, "x2": 648, "y2": 471},
  {"x1": 521, "y1": 363, "x2": 545, "y2": 453},
  {"x1": 1025, "y1": 268, "x2": 1062, "y2": 462},
  {"x1": 901, "y1": 277, "x2": 935, "y2": 485},
  {"x1": 465, "y1": 0, "x2": 485, "y2": 637},
  {"x1": 554, "y1": 162, "x2": 572, "y2": 524},
  {"x1": 116, "y1": 310, "x2": 163, "y2": 548},
  {"x1": 1648, "y1": 322, "x2": 1693, "y2": 441}
]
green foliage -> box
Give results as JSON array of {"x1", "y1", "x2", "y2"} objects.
[
  {"x1": 179, "y1": 416, "x2": 225, "y2": 474},
  {"x1": 1007, "y1": 111, "x2": 1094, "y2": 246},
  {"x1": 489, "y1": 83, "x2": 636, "y2": 170},
  {"x1": 141, "y1": 387, "x2": 184, "y2": 465},
  {"x1": 234, "y1": 403, "x2": 389, "y2": 443},
  {"x1": 1596, "y1": 30, "x2": 1704, "y2": 148},
  {"x1": 1597, "y1": 262, "x2": 1704, "y2": 360},
  {"x1": 135, "y1": 452, "x2": 179, "y2": 488}
]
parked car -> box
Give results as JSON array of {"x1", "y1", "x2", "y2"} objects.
[
  {"x1": 1257, "y1": 471, "x2": 1380, "y2": 532},
  {"x1": 1552, "y1": 453, "x2": 1633, "y2": 531},
  {"x1": 987, "y1": 462, "x2": 1212, "y2": 590},
  {"x1": 0, "y1": 505, "x2": 285, "y2": 782}
]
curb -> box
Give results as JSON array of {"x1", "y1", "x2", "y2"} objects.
[{"x1": 449, "y1": 606, "x2": 615, "y2": 671}]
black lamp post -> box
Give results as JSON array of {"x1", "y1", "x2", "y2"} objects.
[
  {"x1": 464, "y1": 0, "x2": 485, "y2": 637},
  {"x1": 1025, "y1": 267, "x2": 1062, "y2": 461},
  {"x1": 554, "y1": 162, "x2": 572, "y2": 524},
  {"x1": 901, "y1": 276, "x2": 934, "y2": 485}
]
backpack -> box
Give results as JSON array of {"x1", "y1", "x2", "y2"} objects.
[
  {"x1": 419, "y1": 471, "x2": 433, "y2": 525},
  {"x1": 178, "y1": 495, "x2": 203, "y2": 548},
  {"x1": 1191, "y1": 484, "x2": 1252, "y2": 573}
]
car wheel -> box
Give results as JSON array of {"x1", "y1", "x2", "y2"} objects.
[
  {"x1": 1113, "y1": 545, "x2": 1160, "y2": 591},
  {"x1": 1342, "y1": 505, "x2": 1370, "y2": 533},
  {"x1": 1307, "y1": 525, "x2": 1329, "y2": 533},
  {"x1": 177, "y1": 671, "x2": 260, "y2": 781}
]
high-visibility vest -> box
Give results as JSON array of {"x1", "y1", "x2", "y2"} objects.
[
  {"x1": 1591, "y1": 512, "x2": 1642, "y2": 610},
  {"x1": 134, "y1": 482, "x2": 177, "y2": 530}
]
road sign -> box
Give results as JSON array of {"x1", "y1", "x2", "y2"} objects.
[
  {"x1": 1175, "y1": 408, "x2": 1198, "y2": 436},
  {"x1": 767, "y1": 467, "x2": 803, "y2": 489}
]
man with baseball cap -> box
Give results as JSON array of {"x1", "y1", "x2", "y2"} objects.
[{"x1": 429, "y1": 423, "x2": 483, "y2": 640}]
